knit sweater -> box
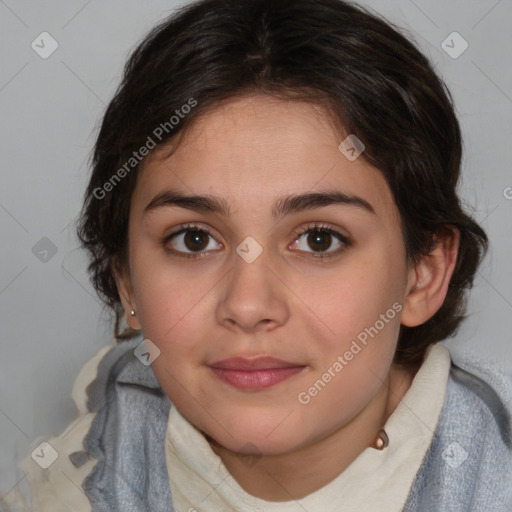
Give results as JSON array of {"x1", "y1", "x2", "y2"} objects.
[{"x1": 2, "y1": 336, "x2": 511, "y2": 511}]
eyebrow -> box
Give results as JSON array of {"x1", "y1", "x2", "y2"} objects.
[{"x1": 143, "y1": 188, "x2": 376, "y2": 218}]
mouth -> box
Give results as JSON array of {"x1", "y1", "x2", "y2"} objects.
[{"x1": 208, "y1": 356, "x2": 306, "y2": 390}]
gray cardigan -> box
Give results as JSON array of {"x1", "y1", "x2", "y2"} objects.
[{"x1": 58, "y1": 337, "x2": 512, "y2": 511}]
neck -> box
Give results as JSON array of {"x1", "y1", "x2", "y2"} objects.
[{"x1": 205, "y1": 363, "x2": 418, "y2": 501}]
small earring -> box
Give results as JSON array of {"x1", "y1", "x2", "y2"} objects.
[
  {"x1": 373, "y1": 428, "x2": 389, "y2": 450},
  {"x1": 130, "y1": 310, "x2": 136, "y2": 317}
]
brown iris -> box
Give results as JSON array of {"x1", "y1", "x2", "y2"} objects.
[
  {"x1": 183, "y1": 230, "x2": 209, "y2": 251},
  {"x1": 307, "y1": 229, "x2": 332, "y2": 252}
]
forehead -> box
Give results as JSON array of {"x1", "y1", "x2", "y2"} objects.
[{"x1": 134, "y1": 94, "x2": 398, "y2": 221}]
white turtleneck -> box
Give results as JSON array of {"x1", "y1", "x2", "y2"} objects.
[{"x1": 165, "y1": 343, "x2": 451, "y2": 512}]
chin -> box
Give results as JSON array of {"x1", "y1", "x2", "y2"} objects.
[{"x1": 204, "y1": 421, "x2": 311, "y2": 456}]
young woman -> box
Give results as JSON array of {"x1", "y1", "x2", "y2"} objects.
[{"x1": 4, "y1": 0, "x2": 511, "y2": 510}]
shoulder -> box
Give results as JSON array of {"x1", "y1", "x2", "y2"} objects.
[
  {"x1": 445, "y1": 345, "x2": 512, "y2": 451},
  {"x1": 0, "y1": 344, "x2": 116, "y2": 512},
  {"x1": 405, "y1": 344, "x2": 512, "y2": 511}
]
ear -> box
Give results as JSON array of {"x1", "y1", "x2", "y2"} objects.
[
  {"x1": 113, "y1": 260, "x2": 141, "y2": 331},
  {"x1": 401, "y1": 225, "x2": 460, "y2": 327}
]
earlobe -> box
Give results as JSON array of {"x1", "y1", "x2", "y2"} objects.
[
  {"x1": 113, "y1": 264, "x2": 141, "y2": 331},
  {"x1": 401, "y1": 226, "x2": 460, "y2": 328}
]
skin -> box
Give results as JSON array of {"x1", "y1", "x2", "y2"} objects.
[{"x1": 115, "y1": 93, "x2": 459, "y2": 501}]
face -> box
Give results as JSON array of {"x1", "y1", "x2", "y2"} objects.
[{"x1": 118, "y1": 94, "x2": 415, "y2": 456}]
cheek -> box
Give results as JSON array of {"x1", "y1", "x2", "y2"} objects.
[
  {"x1": 297, "y1": 306, "x2": 400, "y2": 425},
  {"x1": 293, "y1": 249, "x2": 405, "y2": 347},
  {"x1": 305, "y1": 344, "x2": 395, "y2": 431},
  {"x1": 130, "y1": 247, "x2": 219, "y2": 344}
]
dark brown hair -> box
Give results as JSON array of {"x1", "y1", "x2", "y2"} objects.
[{"x1": 76, "y1": 0, "x2": 488, "y2": 367}]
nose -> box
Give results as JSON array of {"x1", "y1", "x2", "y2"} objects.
[{"x1": 215, "y1": 246, "x2": 290, "y2": 333}]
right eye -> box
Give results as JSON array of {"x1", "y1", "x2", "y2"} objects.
[{"x1": 163, "y1": 224, "x2": 223, "y2": 258}]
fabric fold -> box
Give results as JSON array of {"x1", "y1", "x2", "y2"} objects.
[{"x1": 81, "y1": 336, "x2": 175, "y2": 512}]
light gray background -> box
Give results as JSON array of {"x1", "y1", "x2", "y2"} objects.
[{"x1": 1, "y1": 0, "x2": 511, "y2": 498}]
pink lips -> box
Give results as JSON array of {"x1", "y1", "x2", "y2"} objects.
[{"x1": 208, "y1": 356, "x2": 306, "y2": 390}]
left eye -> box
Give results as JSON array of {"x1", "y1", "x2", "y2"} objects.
[{"x1": 292, "y1": 227, "x2": 348, "y2": 256}]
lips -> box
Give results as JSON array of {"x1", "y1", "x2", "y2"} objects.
[
  {"x1": 208, "y1": 356, "x2": 303, "y2": 370},
  {"x1": 208, "y1": 356, "x2": 306, "y2": 390}
]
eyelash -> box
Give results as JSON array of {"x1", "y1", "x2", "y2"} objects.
[{"x1": 161, "y1": 222, "x2": 351, "y2": 261}]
